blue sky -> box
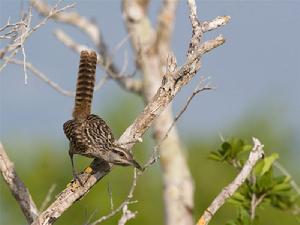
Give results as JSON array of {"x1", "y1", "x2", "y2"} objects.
[{"x1": 1, "y1": 1, "x2": 299, "y2": 159}]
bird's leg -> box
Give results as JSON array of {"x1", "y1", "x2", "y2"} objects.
[{"x1": 69, "y1": 152, "x2": 83, "y2": 186}]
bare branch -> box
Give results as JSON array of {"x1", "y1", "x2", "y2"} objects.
[
  {"x1": 197, "y1": 138, "x2": 265, "y2": 225},
  {"x1": 187, "y1": 0, "x2": 199, "y2": 30},
  {"x1": 32, "y1": 0, "x2": 142, "y2": 96},
  {"x1": 201, "y1": 16, "x2": 231, "y2": 33},
  {"x1": 31, "y1": 2, "x2": 76, "y2": 32},
  {"x1": 107, "y1": 181, "x2": 114, "y2": 211},
  {"x1": 117, "y1": 36, "x2": 225, "y2": 148},
  {"x1": 54, "y1": 29, "x2": 142, "y2": 94},
  {"x1": 123, "y1": 3, "x2": 228, "y2": 225},
  {"x1": 0, "y1": 18, "x2": 26, "y2": 34},
  {"x1": 117, "y1": 205, "x2": 137, "y2": 225},
  {"x1": 0, "y1": 11, "x2": 31, "y2": 77},
  {"x1": 32, "y1": 160, "x2": 112, "y2": 225},
  {"x1": 30, "y1": 0, "x2": 100, "y2": 47},
  {"x1": 274, "y1": 161, "x2": 300, "y2": 196},
  {"x1": 249, "y1": 192, "x2": 267, "y2": 221},
  {"x1": 0, "y1": 1, "x2": 74, "y2": 83},
  {"x1": 0, "y1": 142, "x2": 38, "y2": 223},
  {"x1": 90, "y1": 155, "x2": 158, "y2": 225},
  {"x1": 89, "y1": 170, "x2": 138, "y2": 225},
  {"x1": 160, "y1": 76, "x2": 214, "y2": 144},
  {"x1": 84, "y1": 208, "x2": 98, "y2": 225},
  {"x1": 7, "y1": 58, "x2": 74, "y2": 97},
  {"x1": 53, "y1": 29, "x2": 89, "y2": 54}
]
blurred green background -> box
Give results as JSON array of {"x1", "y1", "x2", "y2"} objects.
[
  {"x1": 1, "y1": 1, "x2": 299, "y2": 224},
  {"x1": 1, "y1": 97, "x2": 299, "y2": 225}
]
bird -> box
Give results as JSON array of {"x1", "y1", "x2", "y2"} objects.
[{"x1": 63, "y1": 50, "x2": 142, "y2": 183}]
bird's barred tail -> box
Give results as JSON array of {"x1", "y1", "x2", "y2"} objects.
[{"x1": 72, "y1": 50, "x2": 97, "y2": 121}]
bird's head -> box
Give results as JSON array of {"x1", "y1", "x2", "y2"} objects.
[{"x1": 108, "y1": 147, "x2": 143, "y2": 171}]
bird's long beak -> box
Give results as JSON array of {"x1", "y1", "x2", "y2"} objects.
[{"x1": 130, "y1": 159, "x2": 143, "y2": 171}]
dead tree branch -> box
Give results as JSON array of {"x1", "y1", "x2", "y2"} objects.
[
  {"x1": 31, "y1": 0, "x2": 143, "y2": 95},
  {"x1": 121, "y1": 1, "x2": 229, "y2": 225},
  {"x1": 6, "y1": 58, "x2": 74, "y2": 97},
  {"x1": 53, "y1": 29, "x2": 142, "y2": 94},
  {"x1": 30, "y1": 0, "x2": 100, "y2": 48},
  {"x1": 160, "y1": 76, "x2": 214, "y2": 143},
  {"x1": 0, "y1": 2, "x2": 74, "y2": 84},
  {"x1": 0, "y1": 142, "x2": 38, "y2": 223},
  {"x1": 117, "y1": 205, "x2": 137, "y2": 225},
  {"x1": 89, "y1": 170, "x2": 138, "y2": 225}
]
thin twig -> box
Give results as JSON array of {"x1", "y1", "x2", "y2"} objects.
[
  {"x1": 201, "y1": 16, "x2": 231, "y2": 33},
  {"x1": 274, "y1": 161, "x2": 300, "y2": 196},
  {"x1": 31, "y1": 2, "x2": 76, "y2": 32},
  {"x1": 89, "y1": 170, "x2": 138, "y2": 225},
  {"x1": 117, "y1": 205, "x2": 137, "y2": 225},
  {"x1": 0, "y1": 18, "x2": 26, "y2": 33},
  {"x1": 107, "y1": 181, "x2": 114, "y2": 211},
  {"x1": 0, "y1": 1, "x2": 74, "y2": 83},
  {"x1": 160, "y1": 76, "x2": 214, "y2": 144},
  {"x1": 146, "y1": 76, "x2": 213, "y2": 173},
  {"x1": 111, "y1": 34, "x2": 131, "y2": 58},
  {"x1": 32, "y1": 0, "x2": 142, "y2": 95},
  {"x1": 250, "y1": 193, "x2": 256, "y2": 220},
  {"x1": 6, "y1": 58, "x2": 74, "y2": 97},
  {"x1": 54, "y1": 29, "x2": 142, "y2": 94},
  {"x1": 83, "y1": 208, "x2": 99, "y2": 225},
  {"x1": 31, "y1": 0, "x2": 100, "y2": 47},
  {"x1": 250, "y1": 192, "x2": 266, "y2": 221},
  {"x1": 94, "y1": 74, "x2": 109, "y2": 91},
  {"x1": 40, "y1": 184, "x2": 57, "y2": 212}
]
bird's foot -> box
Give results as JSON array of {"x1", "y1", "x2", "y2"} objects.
[
  {"x1": 84, "y1": 166, "x2": 93, "y2": 174},
  {"x1": 73, "y1": 172, "x2": 84, "y2": 186}
]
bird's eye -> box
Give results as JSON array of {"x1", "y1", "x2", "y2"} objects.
[
  {"x1": 118, "y1": 152, "x2": 125, "y2": 157},
  {"x1": 112, "y1": 150, "x2": 126, "y2": 157}
]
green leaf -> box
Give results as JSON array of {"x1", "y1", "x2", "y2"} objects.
[
  {"x1": 271, "y1": 183, "x2": 292, "y2": 193},
  {"x1": 255, "y1": 170, "x2": 274, "y2": 192},
  {"x1": 222, "y1": 141, "x2": 232, "y2": 151},
  {"x1": 242, "y1": 144, "x2": 252, "y2": 153},
  {"x1": 229, "y1": 192, "x2": 247, "y2": 206},
  {"x1": 273, "y1": 175, "x2": 291, "y2": 184},
  {"x1": 226, "y1": 221, "x2": 238, "y2": 225},
  {"x1": 260, "y1": 153, "x2": 279, "y2": 176},
  {"x1": 231, "y1": 138, "x2": 244, "y2": 154},
  {"x1": 255, "y1": 153, "x2": 279, "y2": 176},
  {"x1": 254, "y1": 160, "x2": 264, "y2": 176},
  {"x1": 208, "y1": 151, "x2": 223, "y2": 161},
  {"x1": 238, "y1": 207, "x2": 252, "y2": 225}
]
